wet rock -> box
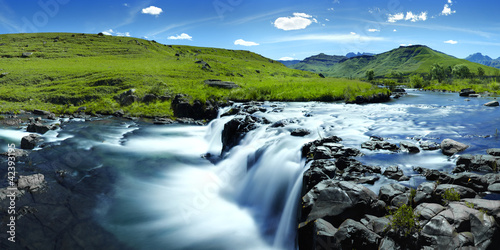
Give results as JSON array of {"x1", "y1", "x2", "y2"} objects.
[
  {"x1": 438, "y1": 203, "x2": 481, "y2": 232},
  {"x1": 204, "y1": 79, "x2": 239, "y2": 89},
  {"x1": 400, "y1": 141, "x2": 420, "y2": 153},
  {"x1": 421, "y1": 216, "x2": 458, "y2": 249},
  {"x1": 113, "y1": 110, "x2": 125, "y2": 117},
  {"x1": 441, "y1": 139, "x2": 469, "y2": 156},
  {"x1": 378, "y1": 183, "x2": 408, "y2": 204},
  {"x1": 153, "y1": 117, "x2": 175, "y2": 125},
  {"x1": 21, "y1": 134, "x2": 43, "y2": 149},
  {"x1": 333, "y1": 219, "x2": 381, "y2": 249},
  {"x1": 456, "y1": 154, "x2": 500, "y2": 173},
  {"x1": 361, "y1": 140, "x2": 398, "y2": 152},
  {"x1": 17, "y1": 174, "x2": 45, "y2": 192},
  {"x1": 221, "y1": 116, "x2": 258, "y2": 153},
  {"x1": 413, "y1": 166, "x2": 440, "y2": 181},
  {"x1": 221, "y1": 107, "x2": 241, "y2": 117},
  {"x1": 27, "y1": 122, "x2": 57, "y2": 134},
  {"x1": 470, "y1": 212, "x2": 500, "y2": 249},
  {"x1": 1, "y1": 148, "x2": 29, "y2": 161},
  {"x1": 33, "y1": 109, "x2": 51, "y2": 116},
  {"x1": 270, "y1": 118, "x2": 299, "y2": 128},
  {"x1": 171, "y1": 94, "x2": 219, "y2": 120},
  {"x1": 484, "y1": 101, "x2": 500, "y2": 107},
  {"x1": 291, "y1": 128, "x2": 311, "y2": 137},
  {"x1": 301, "y1": 135, "x2": 342, "y2": 159},
  {"x1": 487, "y1": 148, "x2": 500, "y2": 156},
  {"x1": 298, "y1": 218, "x2": 338, "y2": 250},
  {"x1": 414, "y1": 182, "x2": 438, "y2": 205},
  {"x1": 383, "y1": 165, "x2": 410, "y2": 181},
  {"x1": 302, "y1": 160, "x2": 336, "y2": 195},
  {"x1": 434, "y1": 184, "x2": 477, "y2": 200},
  {"x1": 301, "y1": 180, "x2": 378, "y2": 226},
  {"x1": 459, "y1": 88, "x2": 476, "y2": 97}
]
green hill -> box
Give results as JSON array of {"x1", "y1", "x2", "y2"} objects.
[
  {"x1": 289, "y1": 53, "x2": 346, "y2": 73},
  {"x1": 0, "y1": 33, "x2": 388, "y2": 118},
  {"x1": 292, "y1": 45, "x2": 500, "y2": 78}
]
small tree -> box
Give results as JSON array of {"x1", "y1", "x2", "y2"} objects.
[
  {"x1": 366, "y1": 69, "x2": 375, "y2": 81},
  {"x1": 478, "y1": 67, "x2": 485, "y2": 79},
  {"x1": 410, "y1": 74, "x2": 424, "y2": 88},
  {"x1": 430, "y1": 63, "x2": 446, "y2": 83},
  {"x1": 452, "y1": 64, "x2": 471, "y2": 79}
]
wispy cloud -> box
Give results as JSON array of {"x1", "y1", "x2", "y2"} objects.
[
  {"x1": 141, "y1": 6, "x2": 163, "y2": 16},
  {"x1": 279, "y1": 57, "x2": 295, "y2": 61},
  {"x1": 234, "y1": 39, "x2": 259, "y2": 46},
  {"x1": 274, "y1": 13, "x2": 317, "y2": 31},
  {"x1": 101, "y1": 29, "x2": 131, "y2": 37},
  {"x1": 368, "y1": 28, "x2": 380, "y2": 32},
  {"x1": 227, "y1": 8, "x2": 291, "y2": 26},
  {"x1": 147, "y1": 16, "x2": 218, "y2": 37},
  {"x1": 168, "y1": 33, "x2": 192, "y2": 40},
  {"x1": 268, "y1": 33, "x2": 385, "y2": 44},
  {"x1": 444, "y1": 40, "x2": 458, "y2": 44},
  {"x1": 388, "y1": 11, "x2": 427, "y2": 23}
]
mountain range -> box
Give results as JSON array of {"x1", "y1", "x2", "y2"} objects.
[
  {"x1": 465, "y1": 53, "x2": 500, "y2": 69},
  {"x1": 279, "y1": 46, "x2": 500, "y2": 78}
]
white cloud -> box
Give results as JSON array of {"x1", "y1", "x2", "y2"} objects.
[
  {"x1": 327, "y1": 8, "x2": 334, "y2": 11},
  {"x1": 141, "y1": 6, "x2": 163, "y2": 16},
  {"x1": 368, "y1": 29, "x2": 380, "y2": 32},
  {"x1": 388, "y1": 11, "x2": 427, "y2": 23},
  {"x1": 325, "y1": 18, "x2": 330, "y2": 22},
  {"x1": 274, "y1": 13, "x2": 316, "y2": 31},
  {"x1": 388, "y1": 13, "x2": 404, "y2": 23},
  {"x1": 279, "y1": 57, "x2": 295, "y2": 61},
  {"x1": 101, "y1": 29, "x2": 130, "y2": 37},
  {"x1": 124, "y1": 3, "x2": 129, "y2": 7},
  {"x1": 117, "y1": 32, "x2": 131, "y2": 37},
  {"x1": 393, "y1": 29, "x2": 397, "y2": 32},
  {"x1": 400, "y1": 44, "x2": 413, "y2": 46},
  {"x1": 168, "y1": 33, "x2": 192, "y2": 40},
  {"x1": 234, "y1": 39, "x2": 259, "y2": 46},
  {"x1": 448, "y1": 0, "x2": 453, "y2": 4},
  {"x1": 350, "y1": 32, "x2": 356, "y2": 35},
  {"x1": 441, "y1": 4, "x2": 456, "y2": 16},
  {"x1": 444, "y1": 40, "x2": 458, "y2": 44}
]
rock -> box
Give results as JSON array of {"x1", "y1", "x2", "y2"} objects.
[
  {"x1": 171, "y1": 94, "x2": 219, "y2": 120},
  {"x1": 487, "y1": 148, "x2": 500, "y2": 156},
  {"x1": 434, "y1": 184, "x2": 476, "y2": 200},
  {"x1": 333, "y1": 219, "x2": 381, "y2": 249},
  {"x1": 153, "y1": 117, "x2": 175, "y2": 125},
  {"x1": 46, "y1": 113, "x2": 56, "y2": 120},
  {"x1": 413, "y1": 166, "x2": 440, "y2": 181},
  {"x1": 302, "y1": 160, "x2": 336, "y2": 195},
  {"x1": 383, "y1": 166, "x2": 410, "y2": 181},
  {"x1": 291, "y1": 128, "x2": 311, "y2": 137},
  {"x1": 414, "y1": 182, "x2": 438, "y2": 205},
  {"x1": 488, "y1": 183, "x2": 500, "y2": 193},
  {"x1": 361, "y1": 140, "x2": 398, "y2": 151},
  {"x1": 470, "y1": 213, "x2": 500, "y2": 249},
  {"x1": 437, "y1": 203, "x2": 481, "y2": 232},
  {"x1": 461, "y1": 199, "x2": 500, "y2": 215},
  {"x1": 221, "y1": 116, "x2": 258, "y2": 153},
  {"x1": 17, "y1": 174, "x2": 45, "y2": 192},
  {"x1": 459, "y1": 88, "x2": 476, "y2": 97},
  {"x1": 301, "y1": 180, "x2": 379, "y2": 226},
  {"x1": 378, "y1": 183, "x2": 408, "y2": 204},
  {"x1": 440, "y1": 139, "x2": 469, "y2": 156},
  {"x1": 27, "y1": 122, "x2": 57, "y2": 134},
  {"x1": 114, "y1": 89, "x2": 137, "y2": 106},
  {"x1": 456, "y1": 154, "x2": 500, "y2": 173},
  {"x1": 484, "y1": 101, "x2": 500, "y2": 107},
  {"x1": 400, "y1": 141, "x2": 420, "y2": 153},
  {"x1": 142, "y1": 94, "x2": 158, "y2": 103},
  {"x1": 33, "y1": 109, "x2": 51, "y2": 115},
  {"x1": 21, "y1": 134, "x2": 43, "y2": 149},
  {"x1": 456, "y1": 232, "x2": 475, "y2": 248},
  {"x1": 301, "y1": 135, "x2": 343, "y2": 159},
  {"x1": 469, "y1": 94, "x2": 481, "y2": 98},
  {"x1": 415, "y1": 203, "x2": 445, "y2": 224},
  {"x1": 204, "y1": 79, "x2": 239, "y2": 89},
  {"x1": 363, "y1": 215, "x2": 391, "y2": 235},
  {"x1": 298, "y1": 218, "x2": 338, "y2": 250},
  {"x1": 22, "y1": 52, "x2": 33, "y2": 57},
  {"x1": 421, "y1": 216, "x2": 458, "y2": 249},
  {"x1": 270, "y1": 118, "x2": 299, "y2": 128},
  {"x1": 1, "y1": 148, "x2": 29, "y2": 160},
  {"x1": 113, "y1": 109, "x2": 125, "y2": 117},
  {"x1": 348, "y1": 93, "x2": 391, "y2": 104}
]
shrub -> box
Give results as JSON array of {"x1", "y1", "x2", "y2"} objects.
[
  {"x1": 442, "y1": 188, "x2": 460, "y2": 204},
  {"x1": 386, "y1": 204, "x2": 420, "y2": 237},
  {"x1": 410, "y1": 75, "x2": 424, "y2": 88}
]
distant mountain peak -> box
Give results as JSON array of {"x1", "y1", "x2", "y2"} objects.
[{"x1": 465, "y1": 52, "x2": 498, "y2": 68}]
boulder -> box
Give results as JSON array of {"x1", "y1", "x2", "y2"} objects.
[
  {"x1": 437, "y1": 203, "x2": 481, "y2": 232},
  {"x1": 270, "y1": 118, "x2": 299, "y2": 128},
  {"x1": 470, "y1": 213, "x2": 500, "y2": 249},
  {"x1": 142, "y1": 94, "x2": 158, "y2": 103},
  {"x1": 171, "y1": 94, "x2": 219, "y2": 120},
  {"x1": 459, "y1": 88, "x2": 476, "y2": 97},
  {"x1": 1, "y1": 148, "x2": 29, "y2": 160},
  {"x1": 413, "y1": 166, "x2": 440, "y2": 181},
  {"x1": 301, "y1": 180, "x2": 378, "y2": 226},
  {"x1": 362, "y1": 215, "x2": 390, "y2": 235},
  {"x1": 333, "y1": 219, "x2": 381, "y2": 249},
  {"x1": 434, "y1": 184, "x2": 476, "y2": 200},
  {"x1": 17, "y1": 173, "x2": 45, "y2": 192},
  {"x1": 440, "y1": 139, "x2": 469, "y2": 156},
  {"x1": 298, "y1": 218, "x2": 338, "y2": 250},
  {"x1": 204, "y1": 79, "x2": 239, "y2": 89},
  {"x1": 456, "y1": 154, "x2": 500, "y2": 173},
  {"x1": 33, "y1": 109, "x2": 51, "y2": 115},
  {"x1": 383, "y1": 165, "x2": 410, "y2": 181},
  {"x1": 484, "y1": 101, "x2": 500, "y2": 107},
  {"x1": 400, "y1": 141, "x2": 420, "y2": 153},
  {"x1": 114, "y1": 89, "x2": 137, "y2": 106},
  {"x1": 420, "y1": 141, "x2": 440, "y2": 151},
  {"x1": 301, "y1": 135, "x2": 343, "y2": 159},
  {"x1": 378, "y1": 183, "x2": 408, "y2": 204},
  {"x1": 487, "y1": 148, "x2": 500, "y2": 156},
  {"x1": 414, "y1": 182, "x2": 438, "y2": 205},
  {"x1": 27, "y1": 122, "x2": 57, "y2": 134},
  {"x1": 361, "y1": 140, "x2": 398, "y2": 151},
  {"x1": 21, "y1": 134, "x2": 43, "y2": 149},
  {"x1": 153, "y1": 117, "x2": 175, "y2": 125},
  {"x1": 302, "y1": 160, "x2": 336, "y2": 195},
  {"x1": 291, "y1": 128, "x2": 311, "y2": 137},
  {"x1": 22, "y1": 52, "x2": 33, "y2": 57},
  {"x1": 415, "y1": 203, "x2": 445, "y2": 224},
  {"x1": 221, "y1": 116, "x2": 258, "y2": 153},
  {"x1": 421, "y1": 216, "x2": 459, "y2": 249}
]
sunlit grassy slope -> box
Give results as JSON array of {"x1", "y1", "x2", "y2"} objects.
[{"x1": 0, "y1": 33, "x2": 388, "y2": 117}]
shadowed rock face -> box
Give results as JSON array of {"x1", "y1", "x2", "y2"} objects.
[{"x1": 440, "y1": 139, "x2": 469, "y2": 156}]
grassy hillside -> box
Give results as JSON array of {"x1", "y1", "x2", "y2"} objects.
[
  {"x1": 288, "y1": 53, "x2": 346, "y2": 73},
  {"x1": 298, "y1": 45, "x2": 500, "y2": 78},
  {"x1": 0, "y1": 33, "x2": 388, "y2": 117}
]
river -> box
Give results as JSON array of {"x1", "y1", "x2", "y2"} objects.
[{"x1": 0, "y1": 90, "x2": 499, "y2": 249}]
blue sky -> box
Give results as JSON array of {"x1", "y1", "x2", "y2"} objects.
[{"x1": 1, "y1": 0, "x2": 499, "y2": 60}]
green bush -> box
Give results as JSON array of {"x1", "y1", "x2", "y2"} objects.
[
  {"x1": 442, "y1": 188, "x2": 460, "y2": 204},
  {"x1": 386, "y1": 204, "x2": 420, "y2": 237}
]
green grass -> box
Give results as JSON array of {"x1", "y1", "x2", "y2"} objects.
[
  {"x1": 442, "y1": 188, "x2": 461, "y2": 205},
  {"x1": 423, "y1": 79, "x2": 500, "y2": 95},
  {"x1": 0, "y1": 32, "x2": 388, "y2": 117}
]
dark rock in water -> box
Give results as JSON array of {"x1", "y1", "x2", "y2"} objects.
[
  {"x1": 393, "y1": 89, "x2": 406, "y2": 93},
  {"x1": 27, "y1": 122, "x2": 57, "y2": 134},
  {"x1": 176, "y1": 118, "x2": 205, "y2": 125},
  {"x1": 440, "y1": 139, "x2": 469, "y2": 156},
  {"x1": 291, "y1": 128, "x2": 311, "y2": 137},
  {"x1": 204, "y1": 79, "x2": 239, "y2": 89},
  {"x1": 270, "y1": 118, "x2": 299, "y2": 128},
  {"x1": 348, "y1": 93, "x2": 391, "y2": 104},
  {"x1": 1, "y1": 148, "x2": 29, "y2": 161},
  {"x1": 361, "y1": 140, "x2": 398, "y2": 151},
  {"x1": 113, "y1": 109, "x2": 125, "y2": 117},
  {"x1": 487, "y1": 148, "x2": 500, "y2": 156},
  {"x1": 456, "y1": 154, "x2": 500, "y2": 173},
  {"x1": 301, "y1": 180, "x2": 379, "y2": 226},
  {"x1": 153, "y1": 117, "x2": 175, "y2": 125},
  {"x1": 459, "y1": 88, "x2": 476, "y2": 97},
  {"x1": 333, "y1": 219, "x2": 381, "y2": 249},
  {"x1": 33, "y1": 109, "x2": 51, "y2": 116},
  {"x1": 221, "y1": 107, "x2": 241, "y2": 117},
  {"x1": 302, "y1": 160, "x2": 336, "y2": 195},
  {"x1": 420, "y1": 141, "x2": 440, "y2": 151},
  {"x1": 383, "y1": 166, "x2": 410, "y2": 181},
  {"x1": 17, "y1": 174, "x2": 45, "y2": 192},
  {"x1": 21, "y1": 134, "x2": 43, "y2": 149},
  {"x1": 413, "y1": 166, "x2": 440, "y2": 181},
  {"x1": 221, "y1": 116, "x2": 258, "y2": 153},
  {"x1": 301, "y1": 135, "x2": 343, "y2": 158},
  {"x1": 484, "y1": 101, "x2": 500, "y2": 107},
  {"x1": 470, "y1": 213, "x2": 500, "y2": 249},
  {"x1": 399, "y1": 141, "x2": 420, "y2": 153}
]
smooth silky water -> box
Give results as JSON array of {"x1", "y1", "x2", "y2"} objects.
[{"x1": 0, "y1": 90, "x2": 499, "y2": 249}]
